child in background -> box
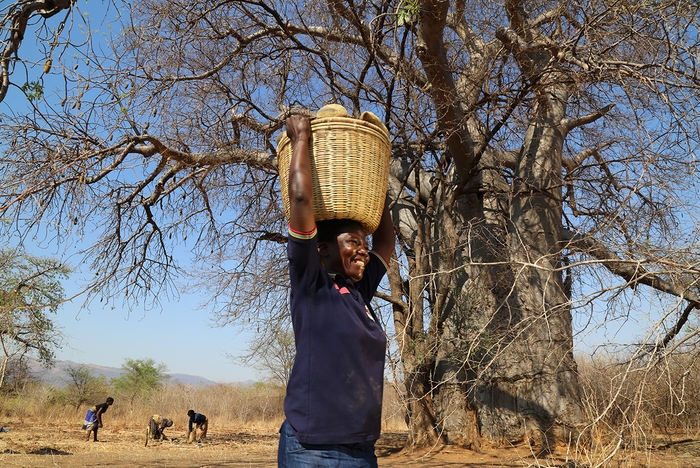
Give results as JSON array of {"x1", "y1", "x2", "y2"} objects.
[{"x1": 82, "y1": 397, "x2": 114, "y2": 442}]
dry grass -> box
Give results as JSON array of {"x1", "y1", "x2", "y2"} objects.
[
  {"x1": 577, "y1": 354, "x2": 700, "y2": 449},
  {"x1": 2, "y1": 357, "x2": 700, "y2": 466},
  {"x1": 0, "y1": 417, "x2": 693, "y2": 468},
  {"x1": 0, "y1": 380, "x2": 405, "y2": 435}
]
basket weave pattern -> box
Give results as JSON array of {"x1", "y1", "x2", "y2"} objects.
[{"x1": 277, "y1": 116, "x2": 391, "y2": 234}]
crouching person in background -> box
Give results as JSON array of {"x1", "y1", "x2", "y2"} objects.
[{"x1": 145, "y1": 414, "x2": 174, "y2": 445}]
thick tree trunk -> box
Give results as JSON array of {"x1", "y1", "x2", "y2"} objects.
[
  {"x1": 472, "y1": 92, "x2": 585, "y2": 448},
  {"x1": 395, "y1": 88, "x2": 586, "y2": 449},
  {"x1": 424, "y1": 213, "x2": 584, "y2": 448},
  {"x1": 433, "y1": 347, "x2": 481, "y2": 450}
]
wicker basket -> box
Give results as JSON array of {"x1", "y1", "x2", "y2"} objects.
[{"x1": 277, "y1": 116, "x2": 391, "y2": 234}]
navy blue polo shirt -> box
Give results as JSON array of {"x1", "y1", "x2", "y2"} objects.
[{"x1": 284, "y1": 226, "x2": 388, "y2": 445}]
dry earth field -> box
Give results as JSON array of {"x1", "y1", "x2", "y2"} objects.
[{"x1": 1, "y1": 418, "x2": 699, "y2": 467}]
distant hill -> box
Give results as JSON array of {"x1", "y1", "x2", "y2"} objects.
[{"x1": 29, "y1": 359, "x2": 218, "y2": 387}]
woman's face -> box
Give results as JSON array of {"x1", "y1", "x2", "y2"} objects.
[{"x1": 321, "y1": 226, "x2": 369, "y2": 282}]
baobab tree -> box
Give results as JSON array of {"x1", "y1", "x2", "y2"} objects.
[{"x1": 2, "y1": 0, "x2": 700, "y2": 450}]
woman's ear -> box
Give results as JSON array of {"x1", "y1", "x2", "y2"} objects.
[
  {"x1": 318, "y1": 242, "x2": 329, "y2": 269},
  {"x1": 318, "y1": 241, "x2": 329, "y2": 258}
]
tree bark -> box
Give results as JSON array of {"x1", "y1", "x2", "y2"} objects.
[{"x1": 391, "y1": 74, "x2": 587, "y2": 448}]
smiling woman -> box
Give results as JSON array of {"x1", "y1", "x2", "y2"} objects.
[
  {"x1": 279, "y1": 114, "x2": 395, "y2": 467},
  {"x1": 317, "y1": 220, "x2": 370, "y2": 284}
]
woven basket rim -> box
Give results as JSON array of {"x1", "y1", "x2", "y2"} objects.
[
  {"x1": 276, "y1": 115, "x2": 391, "y2": 233},
  {"x1": 276, "y1": 115, "x2": 390, "y2": 151}
]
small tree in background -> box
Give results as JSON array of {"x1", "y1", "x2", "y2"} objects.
[
  {"x1": 0, "y1": 358, "x2": 39, "y2": 395},
  {"x1": 60, "y1": 364, "x2": 109, "y2": 410},
  {"x1": 236, "y1": 326, "x2": 295, "y2": 387},
  {"x1": 111, "y1": 358, "x2": 169, "y2": 409},
  {"x1": 0, "y1": 248, "x2": 70, "y2": 389}
]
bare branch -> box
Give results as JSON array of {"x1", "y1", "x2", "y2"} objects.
[{"x1": 0, "y1": 0, "x2": 75, "y2": 103}]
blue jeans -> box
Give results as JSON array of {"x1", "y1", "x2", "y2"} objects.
[{"x1": 277, "y1": 420, "x2": 378, "y2": 468}]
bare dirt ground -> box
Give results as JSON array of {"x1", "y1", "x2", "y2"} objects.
[{"x1": 1, "y1": 420, "x2": 699, "y2": 467}]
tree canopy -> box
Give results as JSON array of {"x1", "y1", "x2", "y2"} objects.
[
  {"x1": 111, "y1": 358, "x2": 169, "y2": 406},
  {"x1": 2, "y1": 0, "x2": 700, "y2": 450},
  {"x1": 56, "y1": 364, "x2": 110, "y2": 409},
  {"x1": 0, "y1": 248, "x2": 70, "y2": 388}
]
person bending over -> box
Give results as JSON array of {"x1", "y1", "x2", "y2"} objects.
[
  {"x1": 82, "y1": 397, "x2": 114, "y2": 442},
  {"x1": 147, "y1": 414, "x2": 173, "y2": 442},
  {"x1": 187, "y1": 410, "x2": 208, "y2": 443}
]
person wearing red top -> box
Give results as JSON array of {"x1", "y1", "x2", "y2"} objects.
[{"x1": 278, "y1": 115, "x2": 395, "y2": 468}]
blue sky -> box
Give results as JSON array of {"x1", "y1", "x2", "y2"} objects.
[
  {"x1": 16, "y1": 220, "x2": 259, "y2": 384},
  {"x1": 2, "y1": 1, "x2": 259, "y2": 384},
  {"x1": 2, "y1": 0, "x2": 679, "y2": 384},
  {"x1": 53, "y1": 282, "x2": 258, "y2": 383}
]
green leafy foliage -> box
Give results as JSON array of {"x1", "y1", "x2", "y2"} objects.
[
  {"x1": 20, "y1": 81, "x2": 44, "y2": 102},
  {"x1": 0, "y1": 249, "x2": 70, "y2": 389},
  {"x1": 397, "y1": 0, "x2": 419, "y2": 26},
  {"x1": 111, "y1": 358, "x2": 169, "y2": 406}
]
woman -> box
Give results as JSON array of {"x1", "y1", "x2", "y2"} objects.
[
  {"x1": 278, "y1": 115, "x2": 395, "y2": 467},
  {"x1": 146, "y1": 414, "x2": 173, "y2": 443},
  {"x1": 187, "y1": 410, "x2": 208, "y2": 443}
]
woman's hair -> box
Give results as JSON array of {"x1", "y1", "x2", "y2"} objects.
[
  {"x1": 316, "y1": 219, "x2": 364, "y2": 243},
  {"x1": 187, "y1": 409, "x2": 195, "y2": 417}
]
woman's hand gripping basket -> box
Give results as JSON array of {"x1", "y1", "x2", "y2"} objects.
[{"x1": 277, "y1": 106, "x2": 391, "y2": 234}]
